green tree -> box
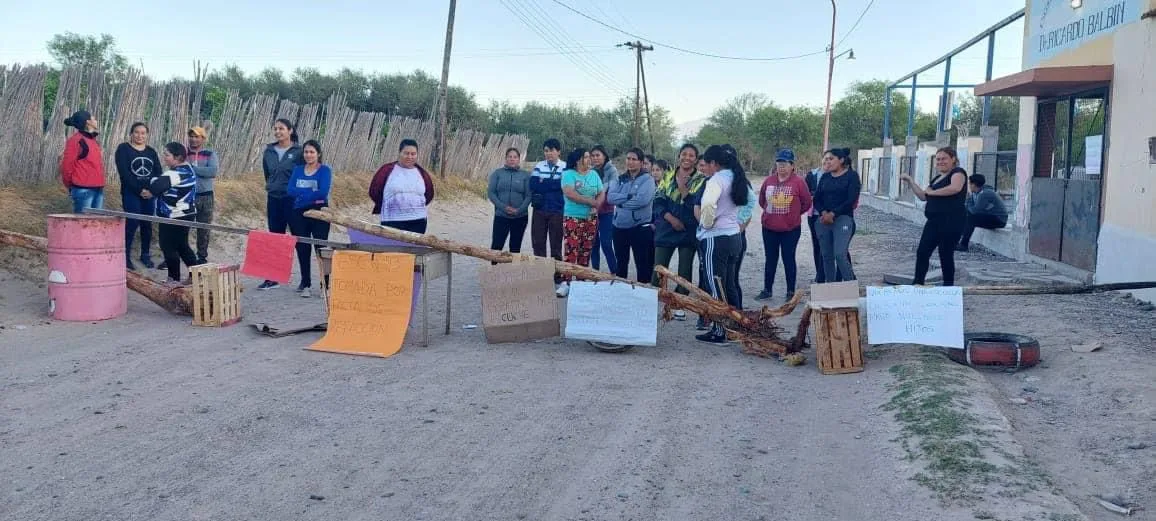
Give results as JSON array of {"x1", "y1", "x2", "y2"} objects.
[
  {"x1": 828, "y1": 80, "x2": 913, "y2": 151},
  {"x1": 46, "y1": 32, "x2": 128, "y2": 75},
  {"x1": 954, "y1": 94, "x2": 1020, "y2": 150}
]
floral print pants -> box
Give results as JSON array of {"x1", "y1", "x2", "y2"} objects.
[{"x1": 563, "y1": 216, "x2": 598, "y2": 270}]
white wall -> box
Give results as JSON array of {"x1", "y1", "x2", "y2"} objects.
[{"x1": 1094, "y1": 20, "x2": 1156, "y2": 302}]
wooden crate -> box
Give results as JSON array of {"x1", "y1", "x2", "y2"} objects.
[
  {"x1": 191, "y1": 263, "x2": 242, "y2": 327},
  {"x1": 812, "y1": 306, "x2": 864, "y2": 375}
]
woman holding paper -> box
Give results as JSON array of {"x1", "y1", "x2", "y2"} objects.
[
  {"x1": 287, "y1": 140, "x2": 332, "y2": 298},
  {"x1": 558, "y1": 147, "x2": 605, "y2": 297},
  {"x1": 901, "y1": 147, "x2": 968, "y2": 286},
  {"x1": 693, "y1": 144, "x2": 750, "y2": 344}
]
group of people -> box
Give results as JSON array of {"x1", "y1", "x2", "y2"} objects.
[
  {"x1": 59, "y1": 111, "x2": 1009, "y2": 323},
  {"x1": 59, "y1": 110, "x2": 219, "y2": 285},
  {"x1": 481, "y1": 138, "x2": 874, "y2": 344}
]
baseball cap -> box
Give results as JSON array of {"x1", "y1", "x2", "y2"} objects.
[{"x1": 775, "y1": 149, "x2": 795, "y2": 163}]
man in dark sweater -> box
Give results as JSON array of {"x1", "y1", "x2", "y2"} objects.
[{"x1": 958, "y1": 174, "x2": 1008, "y2": 251}]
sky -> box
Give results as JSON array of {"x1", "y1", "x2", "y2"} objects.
[{"x1": 0, "y1": 0, "x2": 1027, "y2": 128}]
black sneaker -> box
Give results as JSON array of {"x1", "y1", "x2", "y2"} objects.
[
  {"x1": 195, "y1": 257, "x2": 208, "y2": 265},
  {"x1": 695, "y1": 317, "x2": 710, "y2": 331},
  {"x1": 257, "y1": 280, "x2": 280, "y2": 290},
  {"x1": 157, "y1": 261, "x2": 168, "y2": 270},
  {"x1": 695, "y1": 331, "x2": 729, "y2": 345},
  {"x1": 756, "y1": 289, "x2": 772, "y2": 300},
  {"x1": 126, "y1": 258, "x2": 136, "y2": 271},
  {"x1": 139, "y1": 257, "x2": 155, "y2": 269}
]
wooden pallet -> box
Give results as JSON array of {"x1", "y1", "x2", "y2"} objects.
[
  {"x1": 812, "y1": 307, "x2": 864, "y2": 375},
  {"x1": 190, "y1": 263, "x2": 242, "y2": 327}
]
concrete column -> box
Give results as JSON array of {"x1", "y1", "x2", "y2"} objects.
[
  {"x1": 979, "y1": 125, "x2": 999, "y2": 154},
  {"x1": 1014, "y1": 97, "x2": 1038, "y2": 228}
]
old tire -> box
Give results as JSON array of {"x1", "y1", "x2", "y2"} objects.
[
  {"x1": 587, "y1": 341, "x2": 634, "y2": 353},
  {"x1": 948, "y1": 332, "x2": 1041, "y2": 371}
]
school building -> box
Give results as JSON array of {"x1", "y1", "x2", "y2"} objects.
[{"x1": 859, "y1": 0, "x2": 1156, "y2": 301}]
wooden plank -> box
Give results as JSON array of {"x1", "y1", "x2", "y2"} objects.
[
  {"x1": 831, "y1": 311, "x2": 850, "y2": 371},
  {"x1": 847, "y1": 312, "x2": 863, "y2": 368},
  {"x1": 814, "y1": 311, "x2": 833, "y2": 374}
]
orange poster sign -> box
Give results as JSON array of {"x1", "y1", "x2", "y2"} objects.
[{"x1": 308, "y1": 250, "x2": 415, "y2": 358}]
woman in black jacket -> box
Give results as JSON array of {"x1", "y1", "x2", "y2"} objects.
[
  {"x1": 258, "y1": 118, "x2": 304, "y2": 290},
  {"x1": 115, "y1": 122, "x2": 162, "y2": 270},
  {"x1": 901, "y1": 147, "x2": 968, "y2": 286}
]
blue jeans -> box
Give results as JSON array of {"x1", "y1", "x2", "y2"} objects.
[
  {"x1": 816, "y1": 214, "x2": 857, "y2": 282},
  {"x1": 70, "y1": 187, "x2": 104, "y2": 213},
  {"x1": 591, "y1": 213, "x2": 617, "y2": 273},
  {"x1": 122, "y1": 191, "x2": 155, "y2": 260}
]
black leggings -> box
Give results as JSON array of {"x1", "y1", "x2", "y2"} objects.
[
  {"x1": 914, "y1": 214, "x2": 964, "y2": 286},
  {"x1": 491, "y1": 215, "x2": 528, "y2": 253},
  {"x1": 612, "y1": 225, "x2": 655, "y2": 283},
  {"x1": 290, "y1": 206, "x2": 331, "y2": 288},
  {"x1": 158, "y1": 216, "x2": 199, "y2": 282}
]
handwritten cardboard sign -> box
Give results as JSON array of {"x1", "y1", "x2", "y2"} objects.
[
  {"x1": 240, "y1": 230, "x2": 297, "y2": 283},
  {"x1": 479, "y1": 259, "x2": 559, "y2": 343},
  {"x1": 309, "y1": 251, "x2": 415, "y2": 358},
  {"x1": 865, "y1": 285, "x2": 964, "y2": 349},
  {"x1": 564, "y1": 281, "x2": 658, "y2": 346}
]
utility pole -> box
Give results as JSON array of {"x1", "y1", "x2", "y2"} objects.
[
  {"x1": 619, "y1": 41, "x2": 653, "y2": 149},
  {"x1": 431, "y1": 0, "x2": 457, "y2": 179},
  {"x1": 821, "y1": 0, "x2": 837, "y2": 155}
]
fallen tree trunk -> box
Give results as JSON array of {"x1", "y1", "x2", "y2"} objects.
[
  {"x1": 0, "y1": 228, "x2": 193, "y2": 316},
  {"x1": 307, "y1": 209, "x2": 804, "y2": 355}
]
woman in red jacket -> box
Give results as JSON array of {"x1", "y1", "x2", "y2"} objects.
[
  {"x1": 60, "y1": 110, "x2": 106, "y2": 213},
  {"x1": 756, "y1": 149, "x2": 812, "y2": 301}
]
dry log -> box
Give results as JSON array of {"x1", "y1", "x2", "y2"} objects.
[
  {"x1": 0, "y1": 228, "x2": 193, "y2": 315},
  {"x1": 654, "y1": 265, "x2": 804, "y2": 320},
  {"x1": 306, "y1": 209, "x2": 803, "y2": 355}
]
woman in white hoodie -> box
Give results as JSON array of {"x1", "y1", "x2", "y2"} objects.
[{"x1": 693, "y1": 144, "x2": 751, "y2": 345}]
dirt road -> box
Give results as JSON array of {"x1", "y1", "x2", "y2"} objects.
[{"x1": 1, "y1": 195, "x2": 1149, "y2": 520}]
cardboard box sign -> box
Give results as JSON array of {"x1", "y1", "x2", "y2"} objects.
[{"x1": 478, "y1": 259, "x2": 560, "y2": 343}]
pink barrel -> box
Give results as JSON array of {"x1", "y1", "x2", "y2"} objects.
[{"x1": 46, "y1": 214, "x2": 127, "y2": 321}]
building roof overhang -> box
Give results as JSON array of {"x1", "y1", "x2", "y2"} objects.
[{"x1": 973, "y1": 65, "x2": 1114, "y2": 97}]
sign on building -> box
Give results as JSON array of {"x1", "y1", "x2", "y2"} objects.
[{"x1": 1026, "y1": 0, "x2": 1142, "y2": 67}]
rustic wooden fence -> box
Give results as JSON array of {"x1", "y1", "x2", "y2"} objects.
[{"x1": 0, "y1": 65, "x2": 527, "y2": 185}]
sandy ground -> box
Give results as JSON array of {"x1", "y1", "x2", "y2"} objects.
[{"x1": 1, "y1": 187, "x2": 1153, "y2": 521}]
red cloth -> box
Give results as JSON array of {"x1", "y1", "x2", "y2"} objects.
[
  {"x1": 758, "y1": 174, "x2": 812, "y2": 232},
  {"x1": 368, "y1": 161, "x2": 435, "y2": 215},
  {"x1": 60, "y1": 131, "x2": 105, "y2": 189}
]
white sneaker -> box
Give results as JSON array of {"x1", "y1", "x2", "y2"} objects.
[
  {"x1": 673, "y1": 310, "x2": 687, "y2": 321},
  {"x1": 300, "y1": 287, "x2": 312, "y2": 298},
  {"x1": 555, "y1": 283, "x2": 569, "y2": 298}
]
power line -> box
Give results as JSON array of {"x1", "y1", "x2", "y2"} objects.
[
  {"x1": 549, "y1": 0, "x2": 829, "y2": 61},
  {"x1": 499, "y1": 0, "x2": 630, "y2": 98},
  {"x1": 517, "y1": 0, "x2": 627, "y2": 92},
  {"x1": 835, "y1": 0, "x2": 876, "y2": 47}
]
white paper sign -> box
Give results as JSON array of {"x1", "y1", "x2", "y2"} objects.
[
  {"x1": 865, "y1": 285, "x2": 964, "y2": 349},
  {"x1": 1085, "y1": 135, "x2": 1102, "y2": 175},
  {"x1": 564, "y1": 281, "x2": 658, "y2": 346}
]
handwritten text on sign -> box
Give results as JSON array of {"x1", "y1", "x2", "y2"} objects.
[
  {"x1": 309, "y1": 251, "x2": 415, "y2": 357},
  {"x1": 865, "y1": 285, "x2": 964, "y2": 349},
  {"x1": 564, "y1": 281, "x2": 658, "y2": 346},
  {"x1": 479, "y1": 261, "x2": 559, "y2": 343}
]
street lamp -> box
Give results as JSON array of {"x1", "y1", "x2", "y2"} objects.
[{"x1": 821, "y1": 2, "x2": 856, "y2": 154}]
